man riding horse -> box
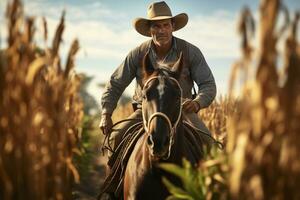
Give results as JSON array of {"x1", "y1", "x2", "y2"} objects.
[{"x1": 99, "y1": 1, "x2": 216, "y2": 199}]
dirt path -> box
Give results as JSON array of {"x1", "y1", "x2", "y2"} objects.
[{"x1": 73, "y1": 154, "x2": 108, "y2": 200}]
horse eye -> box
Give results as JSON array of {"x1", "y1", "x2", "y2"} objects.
[
  {"x1": 142, "y1": 92, "x2": 146, "y2": 99},
  {"x1": 142, "y1": 90, "x2": 148, "y2": 100}
]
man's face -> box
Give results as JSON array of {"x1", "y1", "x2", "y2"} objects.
[{"x1": 150, "y1": 19, "x2": 174, "y2": 48}]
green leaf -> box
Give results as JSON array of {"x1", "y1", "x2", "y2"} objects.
[
  {"x1": 181, "y1": 158, "x2": 198, "y2": 195},
  {"x1": 197, "y1": 171, "x2": 207, "y2": 196},
  {"x1": 182, "y1": 158, "x2": 192, "y2": 169},
  {"x1": 166, "y1": 197, "x2": 180, "y2": 200},
  {"x1": 162, "y1": 177, "x2": 194, "y2": 200},
  {"x1": 160, "y1": 159, "x2": 204, "y2": 199},
  {"x1": 159, "y1": 163, "x2": 186, "y2": 180}
]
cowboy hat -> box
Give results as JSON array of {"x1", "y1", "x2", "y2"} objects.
[{"x1": 133, "y1": 1, "x2": 188, "y2": 37}]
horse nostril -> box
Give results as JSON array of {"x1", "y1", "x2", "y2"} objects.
[{"x1": 147, "y1": 135, "x2": 154, "y2": 146}]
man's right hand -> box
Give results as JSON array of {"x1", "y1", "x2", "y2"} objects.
[{"x1": 99, "y1": 114, "x2": 113, "y2": 135}]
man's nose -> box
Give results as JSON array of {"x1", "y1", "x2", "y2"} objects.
[{"x1": 157, "y1": 27, "x2": 165, "y2": 33}]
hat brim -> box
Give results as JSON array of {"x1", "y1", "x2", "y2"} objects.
[{"x1": 133, "y1": 13, "x2": 188, "y2": 37}]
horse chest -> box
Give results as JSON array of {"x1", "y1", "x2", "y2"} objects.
[{"x1": 124, "y1": 138, "x2": 169, "y2": 200}]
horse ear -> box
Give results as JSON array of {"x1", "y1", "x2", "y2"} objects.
[
  {"x1": 142, "y1": 51, "x2": 155, "y2": 79},
  {"x1": 172, "y1": 52, "x2": 184, "y2": 79}
]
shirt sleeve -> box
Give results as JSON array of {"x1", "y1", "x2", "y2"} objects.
[
  {"x1": 189, "y1": 45, "x2": 216, "y2": 109},
  {"x1": 101, "y1": 48, "x2": 139, "y2": 115}
]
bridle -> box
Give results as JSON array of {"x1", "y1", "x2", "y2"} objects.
[{"x1": 142, "y1": 75, "x2": 183, "y2": 160}]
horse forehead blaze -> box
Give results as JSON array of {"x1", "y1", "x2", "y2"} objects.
[{"x1": 157, "y1": 76, "x2": 165, "y2": 100}]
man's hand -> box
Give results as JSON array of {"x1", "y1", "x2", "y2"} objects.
[
  {"x1": 182, "y1": 99, "x2": 200, "y2": 113},
  {"x1": 99, "y1": 113, "x2": 113, "y2": 135}
]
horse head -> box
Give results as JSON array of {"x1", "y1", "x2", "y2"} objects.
[{"x1": 141, "y1": 51, "x2": 184, "y2": 159}]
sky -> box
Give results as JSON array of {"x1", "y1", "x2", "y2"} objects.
[{"x1": 0, "y1": 0, "x2": 299, "y2": 105}]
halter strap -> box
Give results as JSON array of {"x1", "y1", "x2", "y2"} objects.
[{"x1": 142, "y1": 75, "x2": 183, "y2": 159}]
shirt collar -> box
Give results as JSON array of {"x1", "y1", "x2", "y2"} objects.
[{"x1": 150, "y1": 36, "x2": 177, "y2": 54}]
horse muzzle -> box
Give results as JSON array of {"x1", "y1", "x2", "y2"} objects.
[{"x1": 147, "y1": 134, "x2": 170, "y2": 159}]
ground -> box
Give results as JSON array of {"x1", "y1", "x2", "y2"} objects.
[{"x1": 73, "y1": 154, "x2": 108, "y2": 200}]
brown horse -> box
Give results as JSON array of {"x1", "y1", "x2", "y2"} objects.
[{"x1": 123, "y1": 52, "x2": 202, "y2": 200}]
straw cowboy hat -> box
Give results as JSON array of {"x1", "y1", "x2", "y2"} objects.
[{"x1": 133, "y1": 1, "x2": 188, "y2": 37}]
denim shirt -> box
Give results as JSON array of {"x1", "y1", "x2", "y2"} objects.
[{"x1": 101, "y1": 37, "x2": 216, "y2": 115}]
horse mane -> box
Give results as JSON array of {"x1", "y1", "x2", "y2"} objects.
[
  {"x1": 142, "y1": 51, "x2": 183, "y2": 85},
  {"x1": 156, "y1": 64, "x2": 178, "y2": 77}
]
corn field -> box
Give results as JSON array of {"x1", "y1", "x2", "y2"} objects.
[
  {"x1": 227, "y1": 0, "x2": 300, "y2": 198},
  {"x1": 0, "y1": 0, "x2": 83, "y2": 199},
  {"x1": 0, "y1": 0, "x2": 300, "y2": 199}
]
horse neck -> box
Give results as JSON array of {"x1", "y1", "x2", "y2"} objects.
[{"x1": 168, "y1": 119, "x2": 185, "y2": 164}]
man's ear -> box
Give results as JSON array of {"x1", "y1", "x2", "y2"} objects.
[
  {"x1": 171, "y1": 52, "x2": 183, "y2": 79},
  {"x1": 142, "y1": 51, "x2": 155, "y2": 79},
  {"x1": 172, "y1": 21, "x2": 175, "y2": 31}
]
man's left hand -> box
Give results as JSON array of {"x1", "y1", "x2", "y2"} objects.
[{"x1": 182, "y1": 99, "x2": 200, "y2": 113}]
